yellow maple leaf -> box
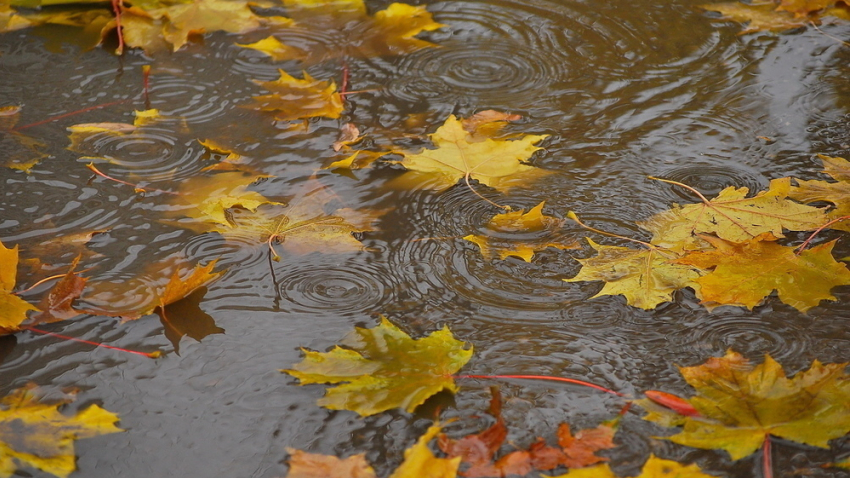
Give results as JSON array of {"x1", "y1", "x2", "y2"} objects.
[
  {"x1": 775, "y1": 0, "x2": 834, "y2": 17},
  {"x1": 544, "y1": 455, "x2": 714, "y2": 478},
  {"x1": 284, "y1": 423, "x2": 459, "y2": 478},
  {"x1": 637, "y1": 351, "x2": 850, "y2": 461},
  {"x1": 464, "y1": 202, "x2": 578, "y2": 262},
  {"x1": 638, "y1": 177, "x2": 827, "y2": 251},
  {"x1": 789, "y1": 154, "x2": 850, "y2": 231},
  {"x1": 239, "y1": 0, "x2": 444, "y2": 64},
  {"x1": 675, "y1": 233, "x2": 850, "y2": 312},
  {"x1": 701, "y1": 2, "x2": 811, "y2": 33},
  {"x1": 393, "y1": 115, "x2": 550, "y2": 193},
  {"x1": 0, "y1": 386, "x2": 123, "y2": 478},
  {"x1": 244, "y1": 69, "x2": 344, "y2": 122},
  {"x1": 168, "y1": 172, "x2": 280, "y2": 230},
  {"x1": 0, "y1": 240, "x2": 39, "y2": 333},
  {"x1": 564, "y1": 238, "x2": 704, "y2": 310}
]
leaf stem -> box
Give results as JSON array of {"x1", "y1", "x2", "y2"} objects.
[
  {"x1": 567, "y1": 211, "x2": 653, "y2": 248},
  {"x1": 763, "y1": 436, "x2": 773, "y2": 478},
  {"x1": 454, "y1": 374, "x2": 624, "y2": 397},
  {"x1": 795, "y1": 215, "x2": 850, "y2": 254},
  {"x1": 86, "y1": 163, "x2": 179, "y2": 195},
  {"x1": 464, "y1": 173, "x2": 509, "y2": 211},
  {"x1": 13, "y1": 100, "x2": 127, "y2": 131},
  {"x1": 648, "y1": 176, "x2": 712, "y2": 204},
  {"x1": 24, "y1": 326, "x2": 159, "y2": 358},
  {"x1": 112, "y1": 0, "x2": 125, "y2": 55}
]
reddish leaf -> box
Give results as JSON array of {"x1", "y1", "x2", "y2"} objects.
[
  {"x1": 32, "y1": 256, "x2": 87, "y2": 324},
  {"x1": 643, "y1": 391, "x2": 700, "y2": 417}
]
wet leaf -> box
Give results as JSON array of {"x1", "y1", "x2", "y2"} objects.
[
  {"x1": 169, "y1": 172, "x2": 280, "y2": 230},
  {"x1": 464, "y1": 202, "x2": 579, "y2": 262},
  {"x1": 564, "y1": 237, "x2": 704, "y2": 310},
  {"x1": 544, "y1": 455, "x2": 714, "y2": 478},
  {"x1": 221, "y1": 187, "x2": 384, "y2": 258},
  {"x1": 285, "y1": 423, "x2": 459, "y2": 478},
  {"x1": 392, "y1": 114, "x2": 550, "y2": 193},
  {"x1": 440, "y1": 388, "x2": 617, "y2": 477},
  {"x1": 789, "y1": 154, "x2": 850, "y2": 231},
  {"x1": 700, "y1": 2, "x2": 811, "y2": 33},
  {"x1": 239, "y1": 0, "x2": 444, "y2": 64},
  {"x1": 160, "y1": 287, "x2": 224, "y2": 354},
  {"x1": 775, "y1": 0, "x2": 834, "y2": 16},
  {"x1": 638, "y1": 178, "x2": 827, "y2": 251},
  {"x1": 637, "y1": 350, "x2": 850, "y2": 460},
  {"x1": 0, "y1": 0, "x2": 33, "y2": 31},
  {"x1": 32, "y1": 256, "x2": 87, "y2": 325},
  {"x1": 244, "y1": 69, "x2": 344, "y2": 122},
  {"x1": 1, "y1": 106, "x2": 48, "y2": 173},
  {"x1": 283, "y1": 317, "x2": 473, "y2": 416},
  {"x1": 0, "y1": 240, "x2": 39, "y2": 334},
  {"x1": 0, "y1": 386, "x2": 123, "y2": 478},
  {"x1": 675, "y1": 233, "x2": 850, "y2": 312}
]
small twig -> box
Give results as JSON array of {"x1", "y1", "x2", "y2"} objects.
[
  {"x1": 455, "y1": 374, "x2": 625, "y2": 397},
  {"x1": 796, "y1": 215, "x2": 850, "y2": 254},
  {"x1": 340, "y1": 60, "x2": 350, "y2": 96},
  {"x1": 13, "y1": 100, "x2": 127, "y2": 131},
  {"x1": 13, "y1": 267, "x2": 95, "y2": 296},
  {"x1": 142, "y1": 65, "x2": 151, "y2": 109},
  {"x1": 86, "y1": 163, "x2": 179, "y2": 195},
  {"x1": 810, "y1": 21, "x2": 850, "y2": 47},
  {"x1": 339, "y1": 89, "x2": 380, "y2": 97},
  {"x1": 24, "y1": 326, "x2": 160, "y2": 358}
]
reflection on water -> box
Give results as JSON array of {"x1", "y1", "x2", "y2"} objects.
[{"x1": 2, "y1": 0, "x2": 850, "y2": 476}]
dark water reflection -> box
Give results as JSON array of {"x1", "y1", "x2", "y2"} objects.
[{"x1": 2, "y1": 0, "x2": 850, "y2": 476}]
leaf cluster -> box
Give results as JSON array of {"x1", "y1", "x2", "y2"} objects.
[{"x1": 566, "y1": 159, "x2": 850, "y2": 312}]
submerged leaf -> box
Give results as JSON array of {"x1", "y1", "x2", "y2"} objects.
[
  {"x1": 638, "y1": 350, "x2": 850, "y2": 460},
  {"x1": 464, "y1": 202, "x2": 579, "y2": 262},
  {"x1": 676, "y1": 233, "x2": 850, "y2": 312},
  {"x1": 0, "y1": 386, "x2": 123, "y2": 478},
  {"x1": 565, "y1": 238, "x2": 703, "y2": 310},
  {"x1": 544, "y1": 455, "x2": 714, "y2": 478},
  {"x1": 283, "y1": 317, "x2": 472, "y2": 416},
  {"x1": 393, "y1": 114, "x2": 550, "y2": 193},
  {"x1": 244, "y1": 69, "x2": 344, "y2": 122},
  {"x1": 168, "y1": 172, "x2": 280, "y2": 230}
]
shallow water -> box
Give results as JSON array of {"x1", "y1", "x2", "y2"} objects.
[{"x1": 2, "y1": 0, "x2": 850, "y2": 477}]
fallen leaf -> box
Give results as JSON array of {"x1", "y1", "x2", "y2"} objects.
[
  {"x1": 0, "y1": 240, "x2": 39, "y2": 334},
  {"x1": 675, "y1": 233, "x2": 850, "y2": 312},
  {"x1": 0, "y1": 385, "x2": 122, "y2": 478},
  {"x1": 543, "y1": 455, "x2": 714, "y2": 478},
  {"x1": 168, "y1": 172, "x2": 279, "y2": 230},
  {"x1": 393, "y1": 114, "x2": 550, "y2": 193},
  {"x1": 776, "y1": 0, "x2": 834, "y2": 17},
  {"x1": 159, "y1": 286, "x2": 224, "y2": 354},
  {"x1": 1, "y1": 106, "x2": 47, "y2": 173},
  {"x1": 789, "y1": 154, "x2": 850, "y2": 231},
  {"x1": 461, "y1": 110, "x2": 522, "y2": 140},
  {"x1": 244, "y1": 69, "x2": 344, "y2": 122},
  {"x1": 464, "y1": 202, "x2": 579, "y2": 262},
  {"x1": 324, "y1": 150, "x2": 390, "y2": 171},
  {"x1": 239, "y1": 0, "x2": 444, "y2": 64},
  {"x1": 440, "y1": 388, "x2": 617, "y2": 477},
  {"x1": 638, "y1": 178, "x2": 827, "y2": 251},
  {"x1": 221, "y1": 188, "x2": 384, "y2": 258},
  {"x1": 564, "y1": 237, "x2": 704, "y2": 310},
  {"x1": 700, "y1": 2, "x2": 811, "y2": 33},
  {"x1": 283, "y1": 317, "x2": 473, "y2": 416},
  {"x1": 637, "y1": 350, "x2": 850, "y2": 460},
  {"x1": 333, "y1": 123, "x2": 362, "y2": 152},
  {"x1": 285, "y1": 423, "x2": 459, "y2": 478},
  {"x1": 32, "y1": 256, "x2": 87, "y2": 325}
]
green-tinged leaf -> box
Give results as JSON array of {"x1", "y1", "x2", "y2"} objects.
[
  {"x1": 639, "y1": 350, "x2": 850, "y2": 460},
  {"x1": 565, "y1": 238, "x2": 704, "y2": 310},
  {"x1": 283, "y1": 317, "x2": 472, "y2": 416},
  {"x1": 675, "y1": 233, "x2": 850, "y2": 312}
]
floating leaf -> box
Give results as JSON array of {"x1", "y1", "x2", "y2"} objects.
[
  {"x1": 675, "y1": 233, "x2": 850, "y2": 312},
  {"x1": 0, "y1": 386, "x2": 123, "y2": 478},
  {"x1": 565, "y1": 237, "x2": 704, "y2": 310},
  {"x1": 168, "y1": 172, "x2": 279, "y2": 230},
  {"x1": 221, "y1": 188, "x2": 384, "y2": 258},
  {"x1": 32, "y1": 256, "x2": 86, "y2": 325},
  {"x1": 283, "y1": 317, "x2": 473, "y2": 416},
  {"x1": 0, "y1": 240, "x2": 38, "y2": 334},
  {"x1": 240, "y1": 0, "x2": 445, "y2": 64},
  {"x1": 544, "y1": 455, "x2": 714, "y2": 478},
  {"x1": 244, "y1": 69, "x2": 344, "y2": 122},
  {"x1": 440, "y1": 388, "x2": 617, "y2": 477},
  {"x1": 159, "y1": 287, "x2": 224, "y2": 354},
  {"x1": 789, "y1": 154, "x2": 850, "y2": 231},
  {"x1": 637, "y1": 350, "x2": 850, "y2": 460},
  {"x1": 285, "y1": 423, "x2": 459, "y2": 478},
  {"x1": 638, "y1": 178, "x2": 827, "y2": 251},
  {"x1": 392, "y1": 114, "x2": 550, "y2": 193},
  {"x1": 776, "y1": 0, "x2": 834, "y2": 16},
  {"x1": 464, "y1": 202, "x2": 578, "y2": 262},
  {"x1": 700, "y1": 2, "x2": 810, "y2": 33}
]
